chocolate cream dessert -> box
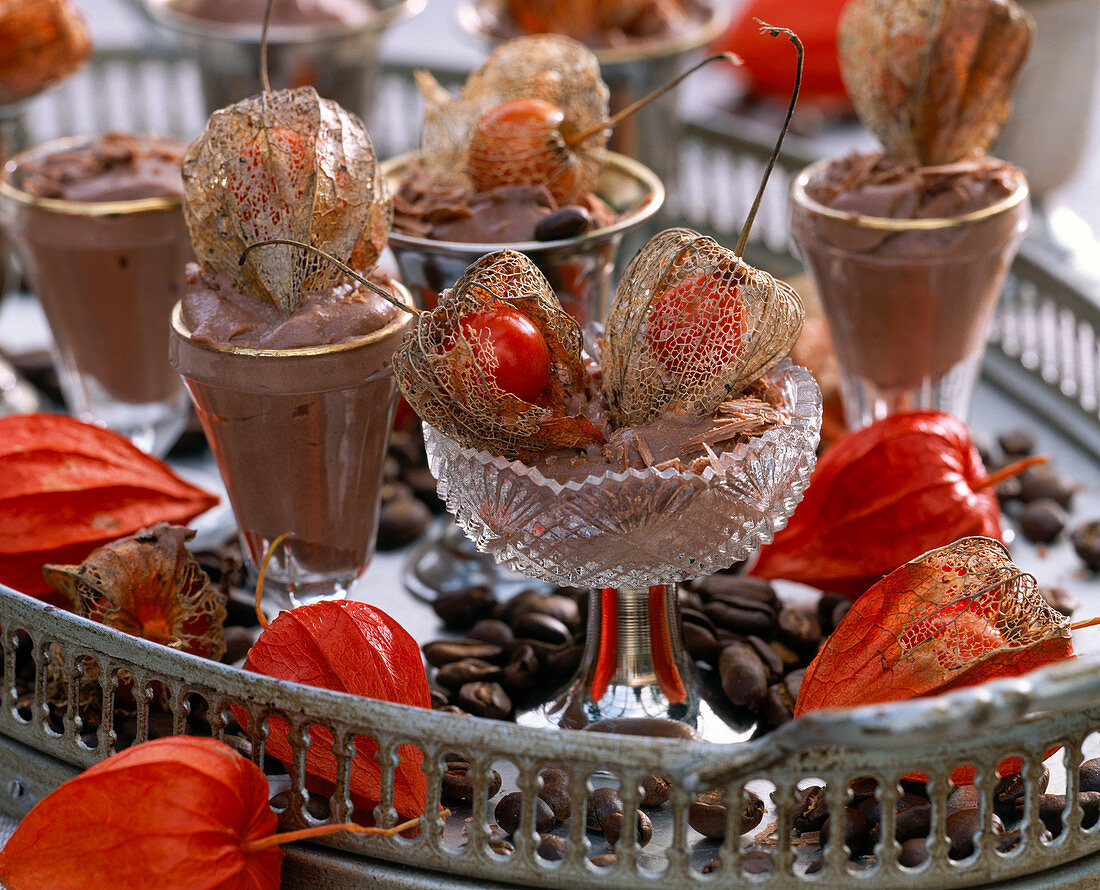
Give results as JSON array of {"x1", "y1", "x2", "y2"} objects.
[
  {"x1": 1, "y1": 133, "x2": 191, "y2": 409},
  {"x1": 790, "y1": 152, "x2": 1029, "y2": 391}
]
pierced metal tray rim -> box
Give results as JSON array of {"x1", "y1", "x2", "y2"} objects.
[{"x1": 6, "y1": 581, "x2": 1100, "y2": 787}]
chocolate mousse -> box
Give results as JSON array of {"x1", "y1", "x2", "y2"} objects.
[
  {"x1": 790, "y1": 152, "x2": 1028, "y2": 391},
  {"x1": 0, "y1": 132, "x2": 191, "y2": 416},
  {"x1": 391, "y1": 158, "x2": 618, "y2": 244},
  {"x1": 166, "y1": 0, "x2": 372, "y2": 26}
]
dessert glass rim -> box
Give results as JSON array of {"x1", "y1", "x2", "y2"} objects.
[
  {"x1": 137, "y1": 0, "x2": 426, "y2": 42},
  {"x1": 455, "y1": 0, "x2": 730, "y2": 65},
  {"x1": 0, "y1": 134, "x2": 183, "y2": 218},
  {"x1": 170, "y1": 278, "x2": 415, "y2": 358},
  {"x1": 790, "y1": 156, "x2": 1030, "y2": 232},
  {"x1": 381, "y1": 150, "x2": 666, "y2": 252},
  {"x1": 425, "y1": 359, "x2": 821, "y2": 497}
]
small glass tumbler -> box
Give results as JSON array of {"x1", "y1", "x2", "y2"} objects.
[
  {"x1": 790, "y1": 158, "x2": 1030, "y2": 430},
  {"x1": 169, "y1": 285, "x2": 413, "y2": 608},
  {"x1": 0, "y1": 136, "x2": 193, "y2": 455},
  {"x1": 381, "y1": 151, "x2": 664, "y2": 324}
]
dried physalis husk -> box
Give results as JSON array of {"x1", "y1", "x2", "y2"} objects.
[
  {"x1": 393, "y1": 249, "x2": 604, "y2": 461},
  {"x1": 416, "y1": 34, "x2": 610, "y2": 202},
  {"x1": 838, "y1": 0, "x2": 1034, "y2": 165},
  {"x1": 44, "y1": 523, "x2": 227, "y2": 661},
  {"x1": 601, "y1": 228, "x2": 804, "y2": 428},
  {"x1": 182, "y1": 86, "x2": 391, "y2": 314},
  {"x1": 0, "y1": 0, "x2": 90, "y2": 106}
]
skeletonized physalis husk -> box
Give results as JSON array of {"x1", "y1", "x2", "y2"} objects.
[
  {"x1": 392, "y1": 249, "x2": 604, "y2": 461},
  {"x1": 43, "y1": 523, "x2": 227, "y2": 661},
  {"x1": 838, "y1": 0, "x2": 1034, "y2": 165},
  {"x1": 181, "y1": 86, "x2": 391, "y2": 315},
  {"x1": 601, "y1": 228, "x2": 804, "y2": 428},
  {"x1": 415, "y1": 34, "x2": 610, "y2": 196}
]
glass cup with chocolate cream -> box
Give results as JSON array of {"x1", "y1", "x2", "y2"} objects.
[
  {"x1": 790, "y1": 155, "x2": 1030, "y2": 429},
  {"x1": 0, "y1": 133, "x2": 194, "y2": 455},
  {"x1": 170, "y1": 267, "x2": 414, "y2": 608}
]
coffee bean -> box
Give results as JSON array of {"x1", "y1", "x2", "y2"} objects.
[
  {"x1": 746, "y1": 636, "x2": 784, "y2": 681},
  {"x1": 848, "y1": 777, "x2": 878, "y2": 806},
  {"x1": 467, "y1": 618, "x2": 514, "y2": 650},
  {"x1": 488, "y1": 839, "x2": 515, "y2": 856},
  {"x1": 793, "y1": 785, "x2": 828, "y2": 834},
  {"x1": 776, "y1": 608, "x2": 821, "y2": 652},
  {"x1": 898, "y1": 837, "x2": 928, "y2": 867},
  {"x1": 768, "y1": 640, "x2": 801, "y2": 671},
  {"x1": 538, "y1": 782, "x2": 572, "y2": 822},
  {"x1": 1039, "y1": 587, "x2": 1079, "y2": 620},
  {"x1": 587, "y1": 788, "x2": 623, "y2": 832},
  {"x1": 694, "y1": 575, "x2": 779, "y2": 609},
  {"x1": 543, "y1": 643, "x2": 583, "y2": 679},
  {"x1": 536, "y1": 833, "x2": 568, "y2": 860},
  {"x1": 602, "y1": 809, "x2": 652, "y2": 847},
  {"x1": 945, "y1": 809, "x2": 1003, "y2": 859},
  {"x1": 994, "y1": 766, "x2": 1049, "y2": 822},
  {"x1": 688, "y1": 789, "x2": 764, "y2": 839},
  {"x1": 221, "y1": 733, "x2": 253, "y2": 760},
  {"x1": 404, "y1": 465, "x2": 445, "y2": 512},
  {"x1": 831, "y1": 598, "x2": 852, "y2": 629},
  {"x1": 1024, "y1": 792, "x2": 1100, "y2": 834},
  {"x1": 1018, "y1": 465, "x2": 1079, "y2": 509},
  {"x1": 423, "y1": 639, "x2": 503, "y2": 667},
  {"x1": 535, "y1": 205, "x2": 591, "y2": 241},
  {"x1": 456, "y1": 681, "x2": 512, "y2": 719},
  {"x1": 495, "y1": 792, "x2": 556, "y2": 835},
  {"x1": 763, "y1": 683, "x2": 795, "y2": 728},
  {"x1": 860, "y1": 792, "x2": 927, "y2": 826},
  {"x1": 704, "y1": 601, "x2": 775, "y2": 637},
  {"x1": 515, "y1": 594, "x2": 582, "y2": 633},
  {"x1": 513, "y1": 612, "x2": 572, "y2": 646},
  {"x1": 998, "y1": 430, "x2": 1035, "y2": 456},
  {"x1": 435, "y1": 658, "x2": 502, "y2": 690},
  {"x1": 501, "y1": 643, "x2": 540, "y2": 693},
  {"x1": 1019, "y1": 498, "x2": 1068, "y2": 543},
  {"x1": 435, "y1": 705, "x2": 467, "y2": 715},
  {"x1": 701, "y1": 857, "x2": 721, "y2": 874},
  {"x1": 892, "y1": 803, "x2": 931, "y2": 843},
  {"x1": 743, "y1": 850, "x2": 773, "y2": 874},
  {"x1": 432, "y1": 586, "x2": 497, "y2": 629},
  {"x1": 820, "y1": 807, "x2": 872, "y2": 857},
  {"x1": 440, "y1": 761, "x2": 502, "y2": 804},
  {"x1": 1071, "y1": 521, "x2": 1100, "y2": 571},
  {"x1": 783, "y1": 668, "x2": 805, "y2": 703},
  {"x1": 718, "y1": 642, "x2": 768, "y2": 711},
  {"x1": 377, "y1": 496, "x2": 433, "y2": 549},
  {"x1": 678, "y1": 586, "x2": 705, "y2": 613},
  {"x1": 221, "y1": 625, "x2": 253, "y2": 664},
  {"x1": 817, "y1": 592, "x2": 847, "y2": 632},
  {"x1": 640, "y1": 776, "x2": 670, "y2": 807},
  {"x1": 589, "y1": 853, "x2": 617, "y2": 868},
  {"x1": 997, "y1": 475, "x2": 1023, "y2": 507},
  {"x1": 494, "y1": 589, "x2": 546, "y2": 625},
  {"x1": 429, "y1": 684, "x2": 450, "y2": 708},
  {"x1": 683, "y1": 621, "x2": 721, "y2": 664},
  {"x1": 1081, "y1": 759, "x2": 1100, "y2": 793}
]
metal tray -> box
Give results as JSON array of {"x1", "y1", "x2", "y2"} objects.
[{"x1": 3, "y1": 50, "x2": 1100, "y2": 890}]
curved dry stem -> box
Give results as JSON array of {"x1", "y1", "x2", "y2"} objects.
[
  {"x1": 239, "y1": 239, "x2": 420, "y2": 315},
  {"x1": 567, "y1": 52, "x2": 743, "y2": 149},
  {"x1": 254, "y1": 531, "x2": 293, "y2": 629},
  {"x1": 734, "y1": 22, "x2": 803, "y2": 258},
  {"x1": 241, "y1": 810, "x2": 450, "y2": 853},
  {"x1": 260, "y1": 0, "x2": 273, "y2": 94}
]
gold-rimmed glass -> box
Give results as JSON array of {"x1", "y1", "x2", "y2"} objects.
[
  {"x1": 0, "y1": 135, "x2": 193, "y2": 455},
  {"x1": 789, "y1": 157, "x2": 1030, "y2": 429},
  {"x1": 169, "y1": 284, "x2": 414, "y2": 608}
]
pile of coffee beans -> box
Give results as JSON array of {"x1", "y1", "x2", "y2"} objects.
[
  {"x1": 422, "y1": 585, "x2": 587, "y2": 718},
  {"x1": 985, "y1": 428, "x2": 1098, "y2": 573},
  {"x1": 377, "y1": 426, "x2": 443, "y2": 551},
  {"x1": 679, "y1": 574, "x2": 832, "y2": 730}
]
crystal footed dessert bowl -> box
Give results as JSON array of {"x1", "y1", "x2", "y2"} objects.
[
  {"x1": 424, "y1": 359, "x2": 820, "y2": 739},
  {"x1": 425, "y1": 360, "x2": 821, "y2": 588}
]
